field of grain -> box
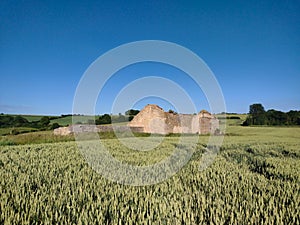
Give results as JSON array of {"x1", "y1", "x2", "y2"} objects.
[{"x1": 0, "y1": 124, "x2": 299, "y2": 224}]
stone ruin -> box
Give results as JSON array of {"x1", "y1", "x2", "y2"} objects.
[
  {"x1": 54, "y1": 104, "x2": 219, "y2": 135},
  {"x1": 53, "y1": 124, "x2": 143, "y2": 136},
  {"x1": 128, "y1": 104, "x2": 219, "y2": 135}
]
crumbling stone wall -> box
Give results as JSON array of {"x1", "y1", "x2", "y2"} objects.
[
  {"x1": 129, "y1": 105, "x2": 167, "y2": 134},
  {"x1": 53, "y1": 126, "x2": 73, "y2": 135},
  {"x1": 54, "y1": 124, "x2": 144, "y2": 136},
  {"x1": 54, "y1": 105, "x2": 219, "y2": 136},
  {"x1": 129, "y1": 104, "x2": 219, "y2": 134}
]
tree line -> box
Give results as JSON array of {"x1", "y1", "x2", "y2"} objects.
[
  {"x1": 243, "y1": 104, "x2": 300, "y2": 126},
  {"x1": 0, "y1": 115, "x2": 60, "y2": 130},
  {"x1": 0, "y1": 109, "x2": 141, "y2": 129},
  {"x1": 95, "y1": 109, "x2": 140, "y2": 125}
]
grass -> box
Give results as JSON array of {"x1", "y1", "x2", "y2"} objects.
[
  {"x1": 50, "y1": 115, "x2": 98, "y2": 126},
  {"x1": 0, "y1": 112, "x2": 299, "y2": 223},
  {"x1": 224, "y1": 126, "x2": 300, "y2": 144},
  {"x1": 21, "y1": 115, "x2": 48, "y2": 122},
  {"x1": 0, "y1": 115, "x2": 299, "y2": 146},
  {"x1": 0, "y1": 130, "x2": 74, "y2": 145},
  {"x1": 1, "y1": 114, "x2": 46, "y2": 122},
  {"x1": 0, "y1": 128, "x2": 299, "y2": 224},
  {"x1": 0, "y1": 127, "x2": 39, "y2": 136},
  {"x1": 217, "y1": 113, "x2": 248, "y2": 126}
]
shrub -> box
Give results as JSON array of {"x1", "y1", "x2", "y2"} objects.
[
  {"x1": 11, "y1": 129, "x2": 19, "y2": 135},
  {"x1": 50, "y1": 123, "x2": 60, "y2": 130}
]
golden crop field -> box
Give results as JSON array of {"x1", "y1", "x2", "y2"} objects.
[{"x1": 0, "y1": 126, "x2": 299, "y2": 224}]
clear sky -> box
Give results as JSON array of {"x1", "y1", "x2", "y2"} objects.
[{"x1": 1, "y1": 0, "x2": 299, "y2": 115}]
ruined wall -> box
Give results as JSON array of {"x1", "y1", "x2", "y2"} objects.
[
  {"x1": 210, "y1": 118, "x2": 220, "y2": 134},
  {"x1": 129, "y1": 104, "x2": 168, "y2": 134},
  {"x1": 53, "y1": 127, "x2": 73, "y2": 135},
  {"x1": 165, "y1": 112, "x2": 180, "y2": 133},
  {"x1": 54, "y1": 105, "x2": 219, "y2": 136},
  {"x1": 198, "y1": 110, "x2": 219, "y2": 134},
  {"x1": 170, "y1": 114, "x2": 196, "y2": 134},
  {"x1": 54, "y1": 124, "x2": 144, "y2": 135},
  {"x1": 128, "y1": 104, "x2": 219, "y2": 135},
  {"x1": 199, "y1": 118, "x2": 211, "y2": 134}
]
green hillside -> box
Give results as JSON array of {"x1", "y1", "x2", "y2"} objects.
[
  {"x1": 2, "y1": 114, "x2": 46, "y2": 122},
  {"x1": 50, "y1": 115, "x2": 97, "y2": 126}
]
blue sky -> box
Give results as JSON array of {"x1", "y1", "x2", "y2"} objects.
[{"x1": 0, "y1": 0, "x2": 299, "y2": 115}]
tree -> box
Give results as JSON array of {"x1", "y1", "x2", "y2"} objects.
[
  {"x1": 124, "y1": 109, "x2": 140, "y2": 121},
  {"x1": 128, "y1": 115, "x2": 134, "y2": 121},
  {"x1": 242, "y1": 104, "x2": 300, "y2": 126},
  {"x1": 247, "y1": 103, "x2": 266, "y2": 125},
  {"x1": 13, "y1": 116, "x2": 29, "y2": 127},
  {"x1": 286, "y1": 110, "x2": 300, "y2": 125},
  {"x1": 50, "y1": 123, "x2": 60, "y2": 129},
  {"x1": 39, "y1": 116, "x2": 50, "y2": 127},
  {"x1": 125, "y1": 109, "x2": 140, "y2": 116},
  {"x1": 11, "y1": 129, "x2": 19, "y2": 135},
  {"x1": 96, "y1": 114, "x2": 111, "y2": 125},
  {"x1": 266, "y1": 109, "x2": 287, "y2": 125},
  {"x1": 168, "y1": 109, "x2": 177, "y2": 114}
]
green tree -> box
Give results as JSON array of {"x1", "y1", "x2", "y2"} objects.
[
  {"x1": 168, "y1": 109, "x2": 177, "y2": 114},
  {"x1": 96, "y1": 114, "x2": 111, "y2": 125},
  {"x1": 125, "y1": 109, "x2": 140, "y2": 121},
  {"x1": 13, "y1": 116, "x2": 29, "y2": 127},
  {"x1": 39, "y1": 116, "x2": 50, "y2": 127},
  {"x1": 125, "y1": 109, "x2": 140, "y2": 116},
  {"x1": 11, "y1": 129, "x2": 19, "y2": 135},
  {"x1": 50, "y1": 123, "x2": 60, "y2": 129},
  {"x1": 250, "y1": 103, "x2": 266, "y2": 125},
  {"x1": 286, "y1": 110, "x2": 300, "y2": 125},
  {"x1": 244, "y1": 103, "x2": 266, "y2": 125},
  {"x1": 266, "y1": 109, "x2": 287, "y2": 125}
]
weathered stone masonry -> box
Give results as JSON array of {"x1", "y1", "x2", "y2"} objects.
[
  {"x1": 128, "y1": 104, "x2": 219, "y2": 135},
  {"x1": 54, "y1": 104, "x2": 219, "y2": 135}
]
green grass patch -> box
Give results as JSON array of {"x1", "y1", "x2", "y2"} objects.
[
  {"x1": 0, "y1": 130, "x2": 74, "y2": 145},
  {"x1": 50, "y1": 115, "x2": 97, "y2": 126},
  {"x1": 0, "y1": 127, "x2": 39, "y2": 136}
]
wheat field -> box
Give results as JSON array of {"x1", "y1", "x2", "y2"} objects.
[{"x1": 0, "y1": 126, "x2": 299, "y2": 224}]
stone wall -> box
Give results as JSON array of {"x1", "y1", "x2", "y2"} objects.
[
  {"x1": 54, "y1": 105, "x2": 219, "y2": 136},
  {"x1": 128, "y1": 104, "x2": 219, "y2": 134},
  {"x1": 129, "y1": 104, "x2": 167, "y2": 134},
  {"x1": 53, "y1": 126, "x2": 73, "y2": 135},
  {"x1": 54, "y1": 124, "x2": 143, "y2": 135}
]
